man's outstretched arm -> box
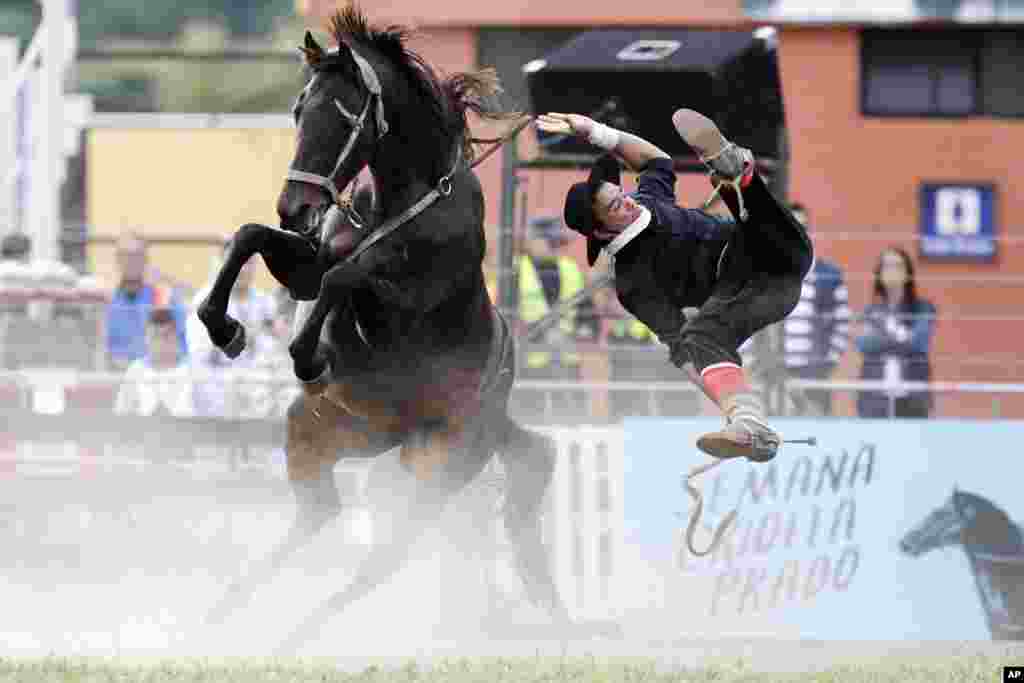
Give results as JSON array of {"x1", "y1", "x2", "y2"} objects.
[{"x1": 537, "y1": 112, "x2": 670, "y2": 171}]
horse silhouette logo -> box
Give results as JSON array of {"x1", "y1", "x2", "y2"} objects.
[{"x1": 900, "y1": 488, "x2": 1024, "y2": 640}]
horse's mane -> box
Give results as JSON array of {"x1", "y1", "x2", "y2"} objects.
[
  {"x1": 325, "y1": 4, "x2": 519, "y2": 169},
  {"x1": 955, "y1": 490, "x2": 1024, "y2": 553}
]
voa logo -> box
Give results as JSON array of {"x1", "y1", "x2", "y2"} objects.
[{"x1": 934, "y1": 186, "x2": 982, "y2": 237}]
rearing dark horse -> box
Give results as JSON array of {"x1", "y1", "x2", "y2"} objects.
[{"x1": 196, "y1": 7, "x2": 567, "y2": 650}]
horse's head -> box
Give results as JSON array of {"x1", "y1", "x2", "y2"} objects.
[
  {"x1": 900, "y1": 487, "x2": 970, "y2": 557},
  {"x1": 279, "y1": 6, "x2": 517, "y2": 239},
  {"x1": 276, "y1": 29, "x2": 388, "y2": 236},
  {"x1": 901, "y1": 488, "x2": 1023, "y2": 557}
]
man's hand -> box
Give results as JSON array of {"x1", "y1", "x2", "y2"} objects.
[
  {"x1": 536, "y1": 112, "x2": 594, "y2": 138},
  {"x1": 539, "y1": 111, "x2": 670, "y2": 172}
]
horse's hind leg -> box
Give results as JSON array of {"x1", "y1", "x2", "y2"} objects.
[
  {"x1": 273, "y1": 421, "x2": 490, "y2": 654},
  {"x1": 497, "y1": 418, "x2": 569, "y2": 623},
  {"x1": 315, "y1": 421, "x2": 476, "y2": 599},
  {"x1": 197, "y1": 223, "x2": 320, "y2": 357},
  {"x1": 204, "y1": 392, "x2": 396, "y2": 625}
]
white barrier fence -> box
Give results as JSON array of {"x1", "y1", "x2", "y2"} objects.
[
  {"x1": 4, "y1": 366, "x2": 1024, "y2": 422},
  {"x1": 0, "y1": 401, "x2": 627, "y2": 623},
  {"x1": 539, "y1": 426, "x2": 624, "y2": 621}
]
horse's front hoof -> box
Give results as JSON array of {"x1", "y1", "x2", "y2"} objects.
[
  {"x1": 221, "y1": 322, "x2": 247, "y2": 359},
  {"x1": 295, "y1": 357, "x2": 331, "y2": 391}
]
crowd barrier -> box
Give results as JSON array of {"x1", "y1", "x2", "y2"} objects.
[
  {"x1": 6, "y1": 361, "x2": 1024, "y2": 428},
  {"x1": 4, "y1": 292, "x2": 1024, "y2": 419}
]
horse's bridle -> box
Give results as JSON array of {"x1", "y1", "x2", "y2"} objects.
[
  {"x1": 286, "y1": 49, "x2": 389, "y2": 206},
  {"x1": 286, "y1": 47, "x2": 469, "y2": 268}
]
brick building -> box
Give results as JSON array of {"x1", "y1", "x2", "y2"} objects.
[{"x1": 295, "y1": 0, "x2": 1024, "y2": 417}]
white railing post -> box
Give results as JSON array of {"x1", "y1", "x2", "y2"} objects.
[
  {"x1": 0, "y1": 38, "x2": 16, "y2": 233},
  {"x1": 34, "y1": 0, "x2": 68, "y2": 263}
]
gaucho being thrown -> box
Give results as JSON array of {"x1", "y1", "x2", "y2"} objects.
[{"x1": 538, "y1": 108, "x2": 813, "y2": 463}]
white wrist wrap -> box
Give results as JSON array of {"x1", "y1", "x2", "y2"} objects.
[{"x1": 587, "y1": 123, "x2": 620, "y2": 151}]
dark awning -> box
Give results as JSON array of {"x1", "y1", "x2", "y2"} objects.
[
  {"x1": 525, "y1": 29, "x2": 759, "y2": 73},
  {"x1": 524, "y1": 28, "x2": 785, "y2": 162}
]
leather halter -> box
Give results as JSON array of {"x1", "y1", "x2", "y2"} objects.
[
  {"x1": 286, "y1": 49, "x2": 388, "y2": 205},
  {"x1": 287, "y1": 48, "x2": 464, "y2": 267},
  {"x1": 341, "y1": 145, "x2": 461, "y2": 266}
]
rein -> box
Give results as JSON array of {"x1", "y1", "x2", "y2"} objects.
[
  {"x1": 682, "y1": 458, "x2": 737, "y2": 558},
  {"x1": 341, "y1": 145, "x2": 462, "y2": 264},
  {"x1": 468, "y1": 115, "x2": 535, "y2": 169},
  {"x1": 340, "y1": 115, "x2": 534, "y2": 265},
  {"x1": 291, "y1": 44, "x2": 533, "y2": 267}
]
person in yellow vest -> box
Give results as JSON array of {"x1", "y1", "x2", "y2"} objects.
[
  {"x1": 485, "y1": 267, "x2": 498, "y2": 304},
  {"x1": 516, "y1": 216, "x2": 591, "y2": 419}
]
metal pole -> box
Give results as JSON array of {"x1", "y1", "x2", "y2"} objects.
[
  {"x1": 0, "y1": 38, "x2": 16, "y2": 233},
  {"x1": 497, "y1": 140, "x2": 520, "y2": 325},
  {"x1": 37, "y1": 0, "x2": 65, "y2": 263}
]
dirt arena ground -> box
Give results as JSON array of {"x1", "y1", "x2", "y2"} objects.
[{"x1": 3, "y1": 459, "x2": 1021, "y2": 681}]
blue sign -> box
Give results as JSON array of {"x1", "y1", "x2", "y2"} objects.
[
  {"x1": 919, "y1": 183, "x2": 996, "y2": 261},
  {"x1": 619, "y1": 417, "x2": 1024, "y2": 640}
]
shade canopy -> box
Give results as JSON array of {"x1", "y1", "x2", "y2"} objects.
[{"x1": 524, "y1": 28, "x2": 786, "y2": 161}]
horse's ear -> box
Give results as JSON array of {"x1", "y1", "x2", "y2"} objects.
[{"x1": 301, "y1": 30, "x2": 325, "y2": 66}]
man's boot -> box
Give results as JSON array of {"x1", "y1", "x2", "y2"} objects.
[
  {"x1": 672, "y1": 108, "x2": 755, "y2": 220},
  {"x1": 696, "y1": 390, "x2": 780, "y2": 463}
]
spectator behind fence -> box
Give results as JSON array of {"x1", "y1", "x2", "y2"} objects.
[
  {"x1": 854, "y1": 247, "x2": 937, "y2": 419},
  {"x1": 114, "y1": 307, "x2": 195, "y2": 418},
  {"x1": 105, "y1": 232, "x2": 188, "y2": 371},
  {"x1": 782, "y1": 203, "x2": 851, "y2": 415},
  {"x1": 188, "y1": 239, "x2": 278, "y2": 418},
  {"x1": 514, "y1": 215, "x2": 589, "y2": 419}
]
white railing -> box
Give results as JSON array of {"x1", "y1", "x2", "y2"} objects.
[
  {"x1": 1, "y1": 0, "x2": 82, "y2": 262},
  {"x1": 789, "y1": 378, "x2": 1024, "y2": 395},
  {"x1": 3, "y1": 367, "x2": 1024, "y2": 423}
]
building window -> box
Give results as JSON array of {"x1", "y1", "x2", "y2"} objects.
[
  {"x1": 861, "y1": 29, "x2": 1024, "y2": 118},
  {"x1": 980, "y1": 31, "x2": 1024, "y2": 117}
]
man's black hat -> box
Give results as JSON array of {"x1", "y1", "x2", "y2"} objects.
[{"x1": 563, "y1": 154, "x2": 622, "y2": 266}]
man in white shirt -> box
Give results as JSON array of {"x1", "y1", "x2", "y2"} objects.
[{"x1": 114, "y1": 308, "x2": 196, "y2": 418}]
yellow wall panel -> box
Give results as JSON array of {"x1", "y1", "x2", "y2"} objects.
[{"x1": 86, "y1": 127, "x2": 296, "y2": 293}]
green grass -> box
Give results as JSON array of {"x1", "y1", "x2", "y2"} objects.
[{"x1": 0, "y1": 654, "x2": 1010, "y2": 683}]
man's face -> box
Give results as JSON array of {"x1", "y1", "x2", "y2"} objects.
[
  {"x1": 147, "y1": 320, "x2": 179, "y2": 364},
  {"x1": 116, "y1": 238, "x2": 148, "y2": 284},
  {"x1": 592, "y1": 182, "x2": 644, "y2": 235},
  {"x1": 525, "y1": 234, "x2": 555, "y2": 260}
]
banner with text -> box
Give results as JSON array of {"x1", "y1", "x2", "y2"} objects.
[{"x1": 619, "y1": 418, "x2": 1024, "y2": 640}]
